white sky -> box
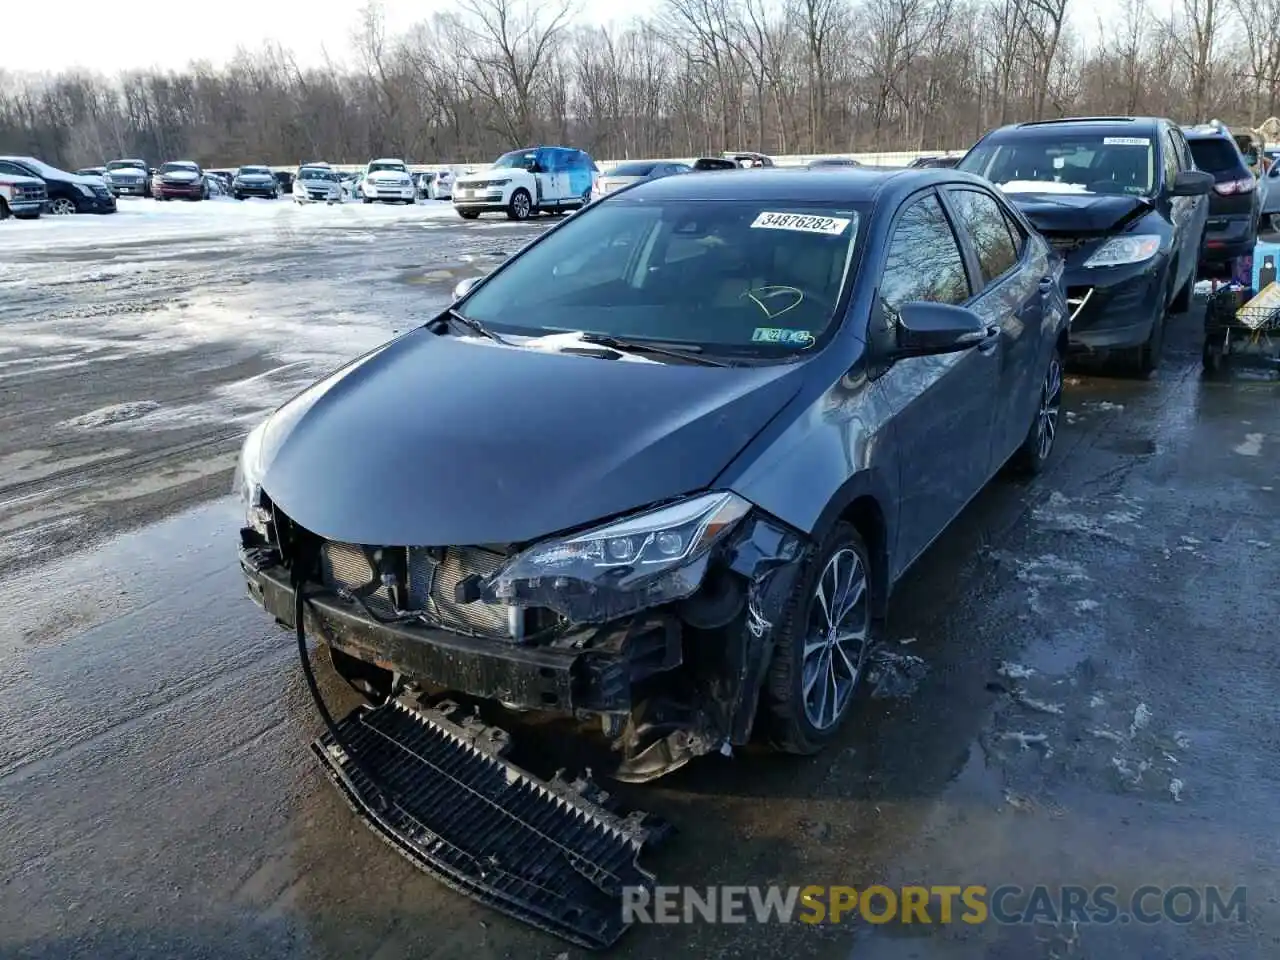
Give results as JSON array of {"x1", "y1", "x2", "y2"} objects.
[
  {"x1": 9, "y1": 0, "x2": 1145, "y2": 76},
  {"x1": 6, "y1": 0, "x2": 639, "y2": 74}
]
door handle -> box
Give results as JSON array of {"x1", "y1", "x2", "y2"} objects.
[
  {"x1": 1038, "y1": 277, "x2": 1055, "y2": 295},
  {"x1": 978, "y1": 324, "x2": 1000, "y2": 353}
]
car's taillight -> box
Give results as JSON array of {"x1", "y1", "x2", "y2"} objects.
[{"x1": 1214, "y1": 177, "x2": 1255, "y2": 195}]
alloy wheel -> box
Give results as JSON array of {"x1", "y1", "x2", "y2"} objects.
[
  {"x1": 1036, "y1": 356, "x2": 1063, "y2": 460},
  {"x1": 49, "y1": 198, "x2": 76, "y2": 215},
  {"x1": 802, "y1": 547, "x2": 870, "y2": 730},
  {"x1": 512, "y1": 192, "x2": 530, "y2": 219}
]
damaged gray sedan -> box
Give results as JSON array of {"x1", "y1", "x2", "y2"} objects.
[{"x1": 235, "y1": 166, "x2": 1068, "y2": 943}]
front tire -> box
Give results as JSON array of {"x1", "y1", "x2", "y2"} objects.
[
  {"x1": 1009, "y1": 348, "x2": 1063, "y2": 475},
  {"x1": 458, "y1": 209, "x2": 480, "y2": 220},
  {"x1": 48, "y1": 197, "x2": 77, "y2": 215},
  {"x1": 506, "y1": 188, "x2": 532, "y2": 221},
  {"x1": 764, "y1": 522, "x2": 875, "y2": 755}
]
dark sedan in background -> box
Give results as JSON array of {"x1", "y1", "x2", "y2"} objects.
[
  {"x1": 0, "y1": 156, "x2": 116, "y2": 214},
  {"x1": 233, "y1": 165, "x2": 280, "y2": 199},
  {"x1": 959, "y1": 116, "x2": 1211, "y2": 376}
]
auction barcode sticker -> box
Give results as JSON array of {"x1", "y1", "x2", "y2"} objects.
[
  {"x1": 751, "y1": 212, "x2": 851, "y2": 235},
  {"x1": 1103, "y1": 137, "x2": 1151, "y2": 146}
]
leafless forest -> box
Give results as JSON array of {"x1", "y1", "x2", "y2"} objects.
[{"x1": 2, "y1": 0, "x2": 1279, "y2": 169}]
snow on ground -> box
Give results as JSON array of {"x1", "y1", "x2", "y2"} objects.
[{"x1": 0, "y1": 195, "x2": 464, "y2": 253}]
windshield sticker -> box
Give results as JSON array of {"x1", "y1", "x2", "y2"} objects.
[
  {"x1": 750, "y1": 211, "x2": 851, "y2": 235},
  {"x1": 1103, "y1": 137, "x2": 1151, "y2": 146},
  {"x1": 752, "y1": 327, "x2": 815, "y2": 348}
]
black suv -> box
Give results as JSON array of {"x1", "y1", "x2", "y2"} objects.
[
  {"x1": 959, "y1": 117, "x2": 1212, "y2": 376},
  {"x1": 1181, "y1": 122, "x2": 1262, "y2": 273}
]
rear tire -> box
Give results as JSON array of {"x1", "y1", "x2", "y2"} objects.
[
  {"x1": 764, "y1": 522, "x2": 876, "y2": 755},
  {"x1": 458, "y1": 210, "x2": 480, "y2": 220},
  {"x1": 1009, "y1": 347, "x2": 1064, "y2": 475},
  {"x1": 0, "y1": 198, "x2": 9, "y2": 220}
]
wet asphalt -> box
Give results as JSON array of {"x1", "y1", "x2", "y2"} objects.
[{"x1": 0, "y1": 212, "x2": 1277, "y2": 960}]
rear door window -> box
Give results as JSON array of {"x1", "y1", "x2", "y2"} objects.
[
  {"x1": 880, "y1": 192, "x2": 972, "y2": 311},
  {"x1": 946, "y1": 188, "x2": 1020, "y2": 287},
  {"x1": 1189, "y1": 139, "x2": 1245, "y2": 179}
]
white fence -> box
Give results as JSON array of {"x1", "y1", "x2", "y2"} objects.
[{"x1": 250, "y1": 149, "x2": 965, "y2": 176}]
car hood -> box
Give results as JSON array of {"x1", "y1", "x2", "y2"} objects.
[
  {"x1": 259, "y1": 329, "x2": 805, "y2": 546},
  {"x1": 1, "y1": 173, "x2": 45, "y2": 187},
  {"x1": 998, "y1": 187, "x2": 1154, "y2": 234},
  {"x1": 369, "y1": 171, "x2": 409, "y2": 180},
  {"x1": 161, "y1": 169, "x2": 200, "y2": 180},
  {"x1": 238, "y1": 174, "x2": 274, "y2": 182}
]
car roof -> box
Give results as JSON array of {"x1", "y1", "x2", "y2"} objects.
[
  {"x1": 985, "y1": 116, "x2": 1164, "y2": 138},
  {"x1": 1181, "y1": 122, "x2": 1236, "y2": 140},
  {"x1": 369, "y1": 158, "x2": 404, "y2": 164},
  {"x1": 618, "y1": 166, "x2": 991, "y2": 204}
]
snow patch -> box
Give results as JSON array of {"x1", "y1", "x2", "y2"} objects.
[
  {"x1": 1169, "y1": 778, "x2": 1184, "y2": 802},
  {"x1": 997, "y1": 661, "x2": 1036, "y2": 680},
  {"x1": 1073, "y1": 599, "x2": 1100, "y2": 613},
  {"x1": 997, "y1": 180, "x2": 1089, "y2": 194},
  {"x1": 62, "y1": 401, "x2": 161, "y2": 430},
  {"x1": 1233, "y1": 433, "x2": 1264, "y2": 456},
  {"x1": 1129, "y1": 702, "x2": 1152, "y2": 737}
]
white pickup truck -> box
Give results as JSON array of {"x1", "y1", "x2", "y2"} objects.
[
  {"x1": 0, "y1": 171, "x2": 47, "y2": 219},
  {"x1": 360, "y1": 158, "x2": 417, "y2": 204}
]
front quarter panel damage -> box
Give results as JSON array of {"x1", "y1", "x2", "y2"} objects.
[
  {"x1": 709, "y1": 515, "x2": 807, "y2": 744},
  {"x1": 611, "y1": 512, "x2": 810, "y2": 782}
]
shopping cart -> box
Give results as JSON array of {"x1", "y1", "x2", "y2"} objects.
[{"x1": 1203, "y1": 283, "x2": 1280, "y2": 376}]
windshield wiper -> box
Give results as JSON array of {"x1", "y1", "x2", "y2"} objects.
[
  {"x1": 443, "y1": 308, "x2": 512, "y2": 345},
  {"x1": 577, "y1": 333, "x2": 732, "y2": 366}
]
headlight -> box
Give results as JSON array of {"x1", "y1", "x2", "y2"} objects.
[
  {"x1": 233, "y1": 420, "x2": 270, "y2": 534},
  {"x1": 488, "y1": 178, "x2": 511, "y2": 188},
  {"x1": 1083, "y1": 234, "x2": 1161, "y2": 268},
  {"x1": 483, "y1": 492, "x2": 751, "y2": 623},
  {"x1": 76, "y1": 183, "x2": 95, "y2": 197}
]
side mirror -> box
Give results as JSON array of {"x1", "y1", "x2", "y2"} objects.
[
  {"x1": 1170, "y1": 170, "x2": 1214, "y2": 197},
  {"x1": 892, "y1": 301, "x2": 991, "y2": 359},
  {"x1": 452, "y1": 276, "x2": 481, "y2": 300}
]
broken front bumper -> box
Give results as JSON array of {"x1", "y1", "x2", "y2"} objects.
[{"x1": 241, "y1": 547, "x2": 647, "y2": 714}]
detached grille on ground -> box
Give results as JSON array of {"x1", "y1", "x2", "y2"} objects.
[{"x1": 312, "y1": 697, "x2": 669, "y2": 949}]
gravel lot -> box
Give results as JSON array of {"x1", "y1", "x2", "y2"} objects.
[{"x1": 1, "y1": 200, "x2": 1276, "y2": 960}]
